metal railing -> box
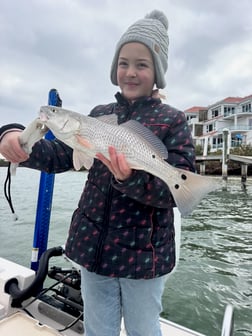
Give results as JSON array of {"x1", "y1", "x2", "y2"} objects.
[{"x1": 221, "y1": 305, "x2": 234, "y2": 336}]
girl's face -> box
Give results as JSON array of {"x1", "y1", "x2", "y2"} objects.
[{"x1": 117, "y1": 42, "x2": 155, "y2": 103}]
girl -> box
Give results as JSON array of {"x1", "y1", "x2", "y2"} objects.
[{"x1": 0, "y1": 10, "x2": 195, "y2": 336}]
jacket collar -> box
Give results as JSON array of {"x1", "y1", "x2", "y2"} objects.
[{"x1": 114, "y1": 92, "x2": 161, "y2": 107}]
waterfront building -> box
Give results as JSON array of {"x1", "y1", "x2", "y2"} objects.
[{"x1": 184, "y1": 94, "x2": 252, "y2": 153}]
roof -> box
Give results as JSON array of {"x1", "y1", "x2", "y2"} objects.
[
  {"x1": 241, "y1": 94, "x2": 252, "y2": 102},
  {"x1": 184, "y1": 106, "x2": 206, "y2": 113},
  {"x1": 221, "y1": 97, "x2": 244, "y2": 104},
  {"x1": 184, "y1": 93, "x2": 252, "y2": 112},
  {"x1": 210, "y1": 95, "x2": 252, "y2": 107}
]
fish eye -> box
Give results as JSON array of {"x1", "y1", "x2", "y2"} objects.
[{"x1": 181, "y1": 174, "x2": 187, "y2": 180}]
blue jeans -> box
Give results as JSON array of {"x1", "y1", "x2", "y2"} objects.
[{"x1": 80, "y1": 267, "x2": 167, "y2": 336}]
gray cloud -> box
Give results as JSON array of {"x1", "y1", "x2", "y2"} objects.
[{"x1": 0, "y1": 0, "x2": 251, "y2": 125}]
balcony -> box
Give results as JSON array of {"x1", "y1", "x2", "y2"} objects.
[
  {"x1": 218, "y1": 125, "x2": 252, "y2": 132},
  {"x1": 211, "y1": 140, "x2": 244, "y2": 151},
  {"x1": 223, "y1": 108, "x2": 252, "y2": 119}
]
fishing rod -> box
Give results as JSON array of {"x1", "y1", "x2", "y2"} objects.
[{"x1": 30, "y1": 88, "x2": 62, "y2": 271}]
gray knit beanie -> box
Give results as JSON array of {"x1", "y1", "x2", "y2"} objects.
[{"x1": 110, "y1": 10, "x2": 169, "y2": 89}]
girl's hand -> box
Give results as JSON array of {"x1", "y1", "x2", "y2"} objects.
[
  {"x1": 96, "y1": 146, "x2": 132, "y2": 182},
  {"x1": 0, "y1": 132, "x2": 29, "y2": 163}
]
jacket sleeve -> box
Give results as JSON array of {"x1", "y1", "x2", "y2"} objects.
[
  {"x1": 0, "y1": 123, "x2": 25, "y2": 141},
  {"x1": 111, "y1": 109, "x2": 195, "y2": 209},
  {"x1": 21, "y1": 138, "x2": 74, "y2": 173}
]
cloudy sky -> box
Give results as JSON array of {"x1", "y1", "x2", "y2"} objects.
[{"x1": 1, "y1": 0, "x2": 252, "y2": 126}]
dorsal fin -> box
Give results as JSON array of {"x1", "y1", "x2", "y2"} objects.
[{"x1": 120, "y1": 120, "x2": 168, "y2": 159}]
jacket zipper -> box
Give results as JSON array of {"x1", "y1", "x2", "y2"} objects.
[{"x1": 91, "y1": 179, "x2": 113, "y2": 272}]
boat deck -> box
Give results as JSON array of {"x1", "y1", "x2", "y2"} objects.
[
  {"x1": 0, "y1": 313, "x2": 59, "y2": 336},
  {"x1": 0, "y1": 311, "x2": 205, "y2": 336},
  {"x1": 0, "y1": 246, "x2": 233, "y2": 336}
]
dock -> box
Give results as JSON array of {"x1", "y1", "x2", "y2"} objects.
[
  {"x1": 196, "y1": 128, "x2": 252, "y2": 188},
  {"x1": 196, "y1": 154, "x2": 252, "y2": 188}
]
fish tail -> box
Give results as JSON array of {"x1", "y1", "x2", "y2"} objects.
[
  {"x1": 168, "y1": 168, "x2": 219, "y2": 216},
  {"x1": 10, "y1": 163, "x2": 18, "y2": 176}
]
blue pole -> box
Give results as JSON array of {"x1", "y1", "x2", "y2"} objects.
[{"x1": 30, "y1": 89, "x2": 62, "y2": 271}]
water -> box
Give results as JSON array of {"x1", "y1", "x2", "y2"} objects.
[{"x1": 0, "y1": 167, "x2": 251, "y2": 335}]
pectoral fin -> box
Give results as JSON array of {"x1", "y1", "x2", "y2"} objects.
[{"x1": 76, "y1": 135, "x2": 94, "y2": 149}]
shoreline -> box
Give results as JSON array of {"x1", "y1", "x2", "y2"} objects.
[{"x1": 0, "y1": 164, "x2": 251, "y2": 178}]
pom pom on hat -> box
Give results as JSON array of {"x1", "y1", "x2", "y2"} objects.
[{"x1": 110, "y1": 10, "x2": 169, "y2": 89}]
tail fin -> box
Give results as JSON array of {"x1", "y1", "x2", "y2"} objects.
[{"x1": 170, "y1": 169, "x2": 219, "y2": 217}]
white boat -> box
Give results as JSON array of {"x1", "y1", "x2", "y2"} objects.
[
  {"x1": 0, "y1": 89, "x2": 235, "y2": 335},
  {"x1": 0, "y1": 209, "x2": 234, "y2": 336}
]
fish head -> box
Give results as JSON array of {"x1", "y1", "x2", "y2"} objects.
[{"x1": 39, "y1": 105, "x2": 82, "y2": 138}]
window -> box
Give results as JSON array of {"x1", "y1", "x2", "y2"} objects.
[
  {"x1": 195, "y1": 124, "x2": 203, "y2": 136},
  {"x1": 211, "y1": 109, "x2": 219, "y2": 118},
  {"x1": 199, "y1": 110, "x2": 208, "y2": 122},
  {"x1": 224, "y1": 106, "x2": 235, "y2": 117},
  {"x1": 242, "y1": 103, "x2": 251, "y2": 113},
  {"x1": 206, "y1": 123, "x2": 215, "y2": 133}
]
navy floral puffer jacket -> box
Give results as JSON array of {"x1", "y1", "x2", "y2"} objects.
[{"x1": 23, "y1": 93, "x2": 195, "y2": 279}]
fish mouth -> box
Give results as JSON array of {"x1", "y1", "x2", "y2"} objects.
[
  {"x1": 40, "y1": 111, "x2": 49, "y2": 122},
  {"x1": 39, "y1": 106, "x2": 58, "y2": 122}
]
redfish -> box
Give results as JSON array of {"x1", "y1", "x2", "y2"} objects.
[{"x1": 37, "y1": 105, "x2": 218, "y2": 216}]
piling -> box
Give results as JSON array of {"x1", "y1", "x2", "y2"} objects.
[
  {"x1": 200, "y1": 162, "x2": 206, "y2": 175},
  {"x1": 241, "y1": 164, "x2": 248, "y2": 190},
  {"x1": 222, "y1": 129, "x2": 229, "y2": 189}
]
